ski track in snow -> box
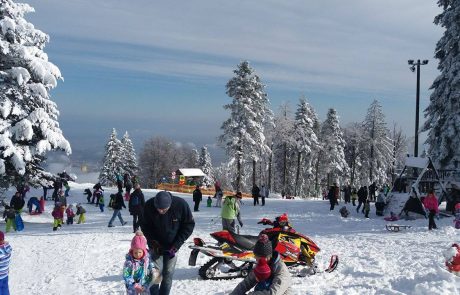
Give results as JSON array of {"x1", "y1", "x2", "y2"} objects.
[{"x1": 4, "y1": 184, "x2": 460, "y2": 294}]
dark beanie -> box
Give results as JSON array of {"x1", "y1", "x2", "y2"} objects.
[
  {"x1": 253, "y1": 234, "x2": 272, "y2": 257},
  {"x1": 154, "y1": 191, "x2": 172, "y2": 209}
]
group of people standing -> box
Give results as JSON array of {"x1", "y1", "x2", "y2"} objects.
[{"x1": 252, "y1": 184, "x2": 269, "y2": 206}]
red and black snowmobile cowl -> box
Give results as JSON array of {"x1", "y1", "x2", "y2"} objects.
[{"x1": 189, "y1": 214, "x2": 338, "y2": 279}]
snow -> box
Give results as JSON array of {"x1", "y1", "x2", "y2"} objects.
[{"x1": 4, "y1": 184, "x2": 460, "y2": 294}]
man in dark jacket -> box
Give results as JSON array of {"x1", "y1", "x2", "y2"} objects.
[
  {"x1": 357, "y1": 186, "x2": 368, "y2": 213},
  {"x1": 10, "y1": 192, "x2": 25, "y2": 212},
  {"x1": 252, "y1": 184, "x2": 260, "y2": 206},
  {"x1": 141, "y1": 191, "x2": 195, "y2": 295},
  {"x1": 192, "y1": 185, "x2": 202, "y2": 212},
  {"x1": 128, "y1": 183, "x2": 145, "y2": 233},
  {"x1": 108, "y1": 191, "x2": 127, "y2": 227}
]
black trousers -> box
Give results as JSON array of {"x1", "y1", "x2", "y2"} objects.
[
  {"x1": 132, "y1": 212, "x2": 143, "y2": 232},
  {"x1": 428, "y1": 210, "x2": 437, "y2": 230},
  {"x1": 194, "y1": 201, "x2": 200, "y2": 211},
  {"x1": 253, "y1": 197, "x2": 259, "y2": 206},
  {"x1": 330, "y1": 202, "x2": 336, "y2": 210},
  {"x1": 261, "y1": 196, "x2": 265, "y2": 206}
]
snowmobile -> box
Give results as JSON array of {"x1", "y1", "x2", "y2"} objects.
[{"x1": 189, "y1": 213, "x2": 338, "y2": 279}]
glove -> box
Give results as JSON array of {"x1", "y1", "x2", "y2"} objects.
[
  {"x1": 163, "y1": 247, "x2": 176, "y2": 258},
  {"x1": 133, "y1": 283, "x2": 144, "y2": 293}
]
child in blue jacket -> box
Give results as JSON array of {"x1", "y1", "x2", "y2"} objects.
[{"x1": 0, "y1": 231, "x2": 12, "y2": 294}]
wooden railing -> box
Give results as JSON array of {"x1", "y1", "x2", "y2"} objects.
[{"x1": 155, "y1": 183, "x2": 252, "y2": 198}]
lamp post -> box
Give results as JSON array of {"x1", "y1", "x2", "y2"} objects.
[{"x1": 408, "y1": 59, "x2": 428, "y2": 157}]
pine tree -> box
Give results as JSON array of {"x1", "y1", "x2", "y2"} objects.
[
  {"x1": 191, "y1": 149, "x2": 199, "y2": 168},
  {"x1": 199, "y1": 146, "x2": 214, "y2": 187},
  {"x1": 99, "y1": 128, "x2": 123, "y2": 185},
  {"x1": 319, "y1": 109, "x2": 348, "y2": 186},
  {"x1": 0, "y1": 0, "x2": 71, "y2": 188},
  {"x1": 361, "y1": 100, "x2": 393, "y2": 184},
  {"x1": 121, "y1": 131, "x2": 138, "y2": 177},
  {"x1": 219, "y1": 61, "x2": 271, "y2": 191},
  {"x1": 292, "y1": 97, "x2": 319, "y2": 196},
  {"x1": 423, "y1": 0, "x2": 460, "y2": 169}
]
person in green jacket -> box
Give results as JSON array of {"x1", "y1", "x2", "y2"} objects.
[{"x1": 221, "y1": 192, "x2": 242, "y2": 233}]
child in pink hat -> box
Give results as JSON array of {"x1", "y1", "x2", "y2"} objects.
[{"x1": 123, "y1": 231, "x2": 159, "y2": 294}]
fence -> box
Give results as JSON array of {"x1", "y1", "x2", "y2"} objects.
[{"x1": 155, "y1": 183, "x2": 252, "y2": 198}]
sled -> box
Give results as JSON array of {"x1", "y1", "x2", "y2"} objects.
[
  {"x1": 385, "y1": 224, "x2": 411, "y2": 232},
  {"x1": 295, "y1": 254, "x2": 339, "y2": 277},
  {"x1": 15, "y1": 214, "x2": 24, "y2": 231}
]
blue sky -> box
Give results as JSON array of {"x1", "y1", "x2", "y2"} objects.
[{"x1": 23, "y1": 0, "x2": 443, "y2": 166}]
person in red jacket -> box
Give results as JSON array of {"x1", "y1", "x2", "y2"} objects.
[
  {"x1": 445, "y1": 243, "x2": 460, "y2": 276},
  {"x1": 51, "y1": 204, "x2": 64, "y2": 231},
  {"x1": 423, "y1": 189, "x2": 439, "y2": 230}
]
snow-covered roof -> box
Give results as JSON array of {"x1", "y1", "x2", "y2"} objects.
[
  {"x1": 405, "y1": 157, "x2": 429, "y2": 169},
  {"x1": 176, "y1": 168, "x2": 206, "y2": 177}
]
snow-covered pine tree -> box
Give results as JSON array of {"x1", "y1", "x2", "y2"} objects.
[
  {"x1": 99, "y1": 128, "x2": 123, "y2": 186},
  {"x1": 423, "y1": 0, "x2": 460, "y2": 169},
  {"x1": 319, "y1": 108, "x2": 348, "y2": 186},
  {"x1": 343, "y1": 122, "x2": 366, "y2": 187},
  {"x1": 292, "y1": 97, "x2": 319, "y2": 197},
  {"x1": 390, "y1": 123, "x2": 408, "y2": 183},
  {"x1": 191, "y1": 148, "x2": 199, "y2": 168},
  {"x1": 121, "y1": 131, "x2": 138, "y2": 177},
  {"x1": 361, "y1": 100, "x2": 393, "y2": 185},
  {"x1": 0, "y1": 0, "x2": 71, "y2": 188},
  {"x1": 199, "y1": 145, "x2": 214, "y2": 187},
  {"x1": 219, "y1": 61, "x2": 271, "y2": 191},
  {"x1": 272, "y1": 103, "x2": 296, "y2": 195}
]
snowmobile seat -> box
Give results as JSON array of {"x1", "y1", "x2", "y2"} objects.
[{"x1": 230, "y1": 233, "x2": 259, "y2": 250}]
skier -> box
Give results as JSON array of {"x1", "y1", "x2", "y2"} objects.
[
  {"x1": 108, "y1": 191, "x2": 127, "y2": 227},
  {"x1": 129, "y1": 184, "x2": 145, "y2": 233},
  {"x1": 192, "y1": 185, "x2": 202, "y2": 212},
  {"x1": 252, "y1": 184, "x2": 260, "y2": 206},
  {"x1": 230, "y1": 234, "x2": 291, "y2": 295},
  {"x1": 0, "y1": 231, "x2": 12, "y2": 294},
  {"x1": 123, "y1": 231, "x2": 159, "y2": 295},
  {"x1": 423, "y1": 189, "x2": 439, "y2": 230}
]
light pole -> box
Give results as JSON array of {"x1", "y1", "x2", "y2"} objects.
[{"x1": 408, "y1": 59, "x2": 428, "y2": 157}]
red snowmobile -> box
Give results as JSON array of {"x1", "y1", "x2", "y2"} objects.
[{"x1": 189, "y1": 213, "x2": 338, "y2": 279}]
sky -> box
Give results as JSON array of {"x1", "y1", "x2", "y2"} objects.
[{"x1": 21, "y1": 0, "x2": 444, "y2": 168}]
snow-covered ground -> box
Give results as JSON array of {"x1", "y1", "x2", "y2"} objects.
[{"x1": 5, "y1": 183, "x2": 460, "y2": 294}]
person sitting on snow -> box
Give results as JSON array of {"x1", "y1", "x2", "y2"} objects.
[
  {"x1": 444, "y1": 243, "x2": 460, "y2": 276},
  {"x1": 230, "y1": 233, "x2": 291, "y2": 295},
  {"x1": 339, "y1": 206, "x2": 349, "y2": 218}
]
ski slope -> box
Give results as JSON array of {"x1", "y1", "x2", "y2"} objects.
[{"x1": 5, "y1": 183, "x2": 460, "y2": 294}]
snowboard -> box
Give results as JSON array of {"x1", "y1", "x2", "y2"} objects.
[{"x1": 15, "y1": 214, "x2": 24, "y2": 231}]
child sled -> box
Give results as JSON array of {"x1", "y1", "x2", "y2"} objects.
[{"x1": 385, "y1": 224, "x2": 411, "y2": 232}]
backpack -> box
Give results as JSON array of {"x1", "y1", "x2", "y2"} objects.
[{"x1": 131, "y1": 194, "x2": 140, "y2": 207}]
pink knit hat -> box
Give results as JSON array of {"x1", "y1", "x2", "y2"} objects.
[{"x1": 131, "y1": 231, "x2": 147, "y2": 254}]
